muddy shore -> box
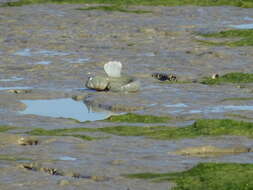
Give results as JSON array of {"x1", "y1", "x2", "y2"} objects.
[{"x1": 1, "y1": 2, "x2": 253, "y2": 189}]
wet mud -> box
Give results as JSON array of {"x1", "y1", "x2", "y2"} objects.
[{"x1": 1, "y1": 2, "x2": 253, "y2": 190}]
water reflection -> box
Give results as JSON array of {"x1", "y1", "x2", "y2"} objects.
[{"x1": 19, "y1": 98, "x2": 111, "y2": 122}]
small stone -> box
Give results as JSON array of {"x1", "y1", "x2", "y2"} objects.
[
  {"x1": 58, "y1": 179, "x2": 70, "y2": 186},
  {"x1": 7, "y1": 89, "x2": 32, "y2": 94},
  {"x1": 151, "y1": 72, "x2": 177, "y2": 81},
  {"x1": 212, "y1": 74, "x2": 219, "y2": 79},
  {"x1": 111, "y1": 160, "x2": 124, "y2": 165},
  {"x1": 91, "y1": 175, "x2": 108, "y2": 182},
  {"x1": 72, "y1": 95, "x2": 86, "y2": 101},
  {"x1": 17, "y1": 137, "x2": 39, "y2": 146}
]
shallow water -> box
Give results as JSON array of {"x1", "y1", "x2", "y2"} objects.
[
  {"x1": 14, "y1": 48, "x2": 70, "y2": 57},
  {"x1": 137, "y1": 52, "x2": 156, "y2": 57},
  {"x1": 164, "y1": 104, "x2": 253, "y2": 115},
  {"x1": 0, "y1": 77, "x2": 23, "y2": 82},
  {"x1": 19, "y1": 98, "x2": 111, "y2": 122},
  {"x1": 68, "y1": 58, "x2": 90, "y2": 63},
  {"x1": 165, "y1": 103, "x2": 188, "y2": 108},
  {"x1": 0, "y1": 86, "x2": 30, "y2": 90},
  {"x1": 244, "y1": 17, "x2": 253, "y2": 21},
  {"x1": 189, "y1": 105, "x2": 253, "y2": 114},
  {"x1": 229, "y1": 23, "x2": 253, "y2": 29},
  {"x1": 32, "y1": 61, "x2": 52, "y2": 65},
  {"x1": 58, "y1": 156, "x2": 77, "y2": 161}
]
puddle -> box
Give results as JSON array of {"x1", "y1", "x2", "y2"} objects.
[
  {"x1": 229, "y1": 23, "x2": 253, "y2": 29},
  {"x1": 188, "y1": 105, "x2": 253, "y2": 114},
  {"x1": 14, "y1": 48, "x2": 70, "y2": 57},
  {"x1": 68, "y1": 58, "x2": 90, "y2": 64},
  {"x1": 0, "y1": 86, "x2": 30, "y2": 90},
  {"x1": 75, "y1": 88, "x2": 96, "y2": 93},
  {"x1": 59, "y1": 156, "x2": 77, "y2": 161},
  {"x1": 0, "y1": 77, "x2": 23, "y2": 82},
  {"x1": 244, "y1": 17, "x2": 253, "y2": 21},
  {"x1": 137, "y1": 52, "x2": 156, "y2": 57},
  {"x1": 32, "y1": 61, "x2": 52, "y2": 65},
  {"x1": 165, "y1": 103, "x2": 188, "y2": 108},
  {"x1": 19, "y1": 98, "x2": 111, "y2": 122}
]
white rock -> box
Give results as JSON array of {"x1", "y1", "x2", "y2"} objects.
[{"x1": 104, "y1": 61, "x2": 122, "y2": 78}]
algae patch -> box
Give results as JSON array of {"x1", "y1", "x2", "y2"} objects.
[
  {"x1": 198, "y1": 29, "x2": 253, "y2": 47},
  {"x1": 28, "y1": 119, "x2": 253, "y2": 140},
  {"x1": 77, "y1": 6, "x2": 152, "y2": 14},
  {"x1": 104, "y1": 113, "x2": 171, "y2": 123},
  {"x1": 201, "y1": 72, "x2": 253, "y2": 85},
  {"x1": 225, "y1": 113, "x2": 253, "y2": 120},
  {"x1": 0, "y1": 154, "x2": 32, "y2": 161},
  {"x1": 126, "y1": 163, "x2": 253, "y2": 190},
  {"x1": 27, "y1": 128, "x2": 96, "y2": 141},
  {"x1": 3, "y1": 0, "x2": 253, "y2": 8},
  {"x1": 222, "y1": 97, "x2": 253, "y2": 101},
  {"x1": 0, "y1": 125, "x2": 16, "y2": 132}
]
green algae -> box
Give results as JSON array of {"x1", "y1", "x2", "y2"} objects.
[
  {"x1": 126, "y1": 163, "x2": 253, "y2": 190},
  {"x1": 0, "y1": 125, "x2": 16, "y2": 132},
  {"x1": 77, "y1": 6, "x2": 152, "y2": 14},
  {"x1": 28, "y1": 119, "x2": 253, "y2": 140},
  {"x1": 0, "y1": 154, "x2": 32, "y2": 161},
  {"x1": 201, "y1": 72, "x2": 253, "y2": 85},
  {"x1": 198, "y1": 29, "x2": 253, "y2": 47},
  {"x1": 104, "y1": 113, "x2": 171, "y2": 123},
  {"x1": 222, "y1": 97, "x2": 253, "y2": 101},
  {"x1": 225, "y1": 113, "x2": 253, "y2": 120},
  {"x1": 2, "y1": 0, "x2": 253, "y2": 8},
  {"x1": 27, "y1": 128, "x2": 96, "y2": 141},
  {"x1": 99, "y1": 119, "x2": 253, "y2": 139}
]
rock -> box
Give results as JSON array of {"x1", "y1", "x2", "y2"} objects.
[
  {"x1": 108, "y1": 76, "x2": 140, "y2": 92},
  {"x1": 72, "y1": 95, "x2": 87, "y2": 101},
  {"x1": 151, "y1": 72, "x2": 177, "y2": 81},
  {"x1": 91, "y1": 175, "x2": 108, "y2": 182},
  {"x1": 104, "y1": 61, "x2": 122, "y2": 78},
  {"x1": 85, "y1": 61, "x2": 140, "y2": 92},
  {"x1": 7, "y1": 89, "x2": 32, "y2": 94},
  {"x1": 85, "y1": 76, "x2": 109, "y2": 91},
  {"x1": 17, "y1": 137, "x2": 39, "y2": 146}
]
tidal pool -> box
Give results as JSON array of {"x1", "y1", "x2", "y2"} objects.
[{"x1": 19, "y1": 98, "x2": 111, "y2": 122}]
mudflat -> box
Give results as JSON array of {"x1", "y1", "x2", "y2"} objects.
[{"x1": 1, "y1": 1, "x2": 253, "y2": 189}]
